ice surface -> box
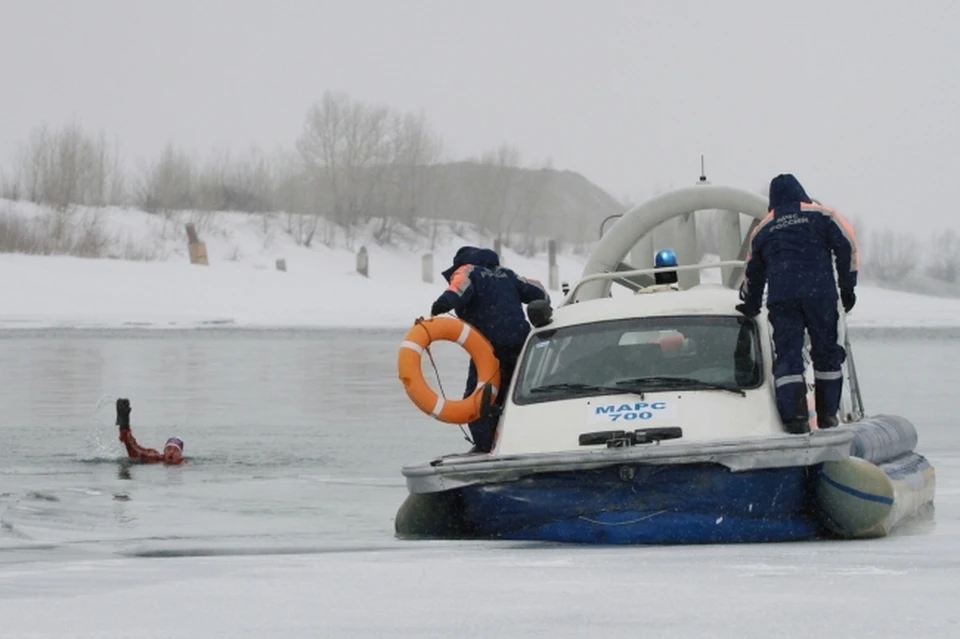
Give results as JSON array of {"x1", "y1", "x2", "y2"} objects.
[{"x1": 1, "y1": 532, "x2": 957, "y2": 639}]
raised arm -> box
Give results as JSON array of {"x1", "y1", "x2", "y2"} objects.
[
  {"x1": 805, "y1": 203, "x2": 859, "y2": 292},
  {"x1": 514, "y1": 273, "x2": 550, "y2": 305},
  {"x1": 739, "y1": 221, "x2": 770, "y2": 311},
  {"x1": 116, "y1": 398, "x2": 162, "y2": 463}
]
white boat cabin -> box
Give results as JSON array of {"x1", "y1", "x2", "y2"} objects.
[{"x1": 492, "y1": 263, "x2": 863, "y2": 457}]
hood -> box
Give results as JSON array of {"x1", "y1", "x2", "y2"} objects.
[
  {"x1": 442, "y1": 246, "x2": 500, "y2": 281},
  {"x1": 768, "y1": 173, "x2": 811, "y2": 210}
]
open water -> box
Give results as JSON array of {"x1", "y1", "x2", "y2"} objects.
[{"x1": 0, "y1": 327, "x2": 957, "y2": 638}]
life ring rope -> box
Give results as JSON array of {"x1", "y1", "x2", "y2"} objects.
[
  {"x1": 398, "y1": 316, "x2": 502, "y2": 427},
  {"x1": 410, "y1": 316, "x2": 451, "y2": 410}
]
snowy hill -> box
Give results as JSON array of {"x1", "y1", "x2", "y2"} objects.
[{"x1": 2, "y1": 199, "x2": 960, "y2": 330}]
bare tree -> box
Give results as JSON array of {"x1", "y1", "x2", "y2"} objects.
[
  {"x1": 296, "y1": 92, "x2": 398, "y2": 246},
  {"x1": 194, "y1": 150, "x2": 232, "y2": 211},
  {"x1": 234, "y1": 147, "x2": 277, "y2": 213},
  {"x1": 470, "y1": 142, "x2": 522, "y2": 238},
  {"x1": 863, "y1": 229, "x2": 917, "y2": 282},
  {"x1": 847, "y1": 215, "x2": 866, "y2": 249},
  {"x1": 506, "y1": 161, "x2": 553, "y2": 255},
  {"x1": 19, "y1": 125, "x2": 51, "y2": 203},
  {"x1": 105, "y1": 134, "x2": 127, "y2": 206},
  {"x1": 8, "y1": 123, "x2": 125, "y2": 210},
  {"x1": 49, "y1": 124, "x2": 90, "y2": 209},
  {"x1": 269, "y1": 149, "x2": 313, "y2": 240},
  {"x1": 0, "y1": 166, "x2": 20, "y2": 201},
  {"x1": 0, "y1": 95, "x2": 630, "y2": 263},
  {"x1": 423, "y1": 170, "x2": 452, "y2": 251},
  {"x1": 926, "y1": 229, "x2": 960, "y2": 283},
  {"x1": 135, "y1": 143, "x2": 195, "y2": 213},
  {"x1": 390, "y1": 110, "x2": 443, "y2": 230}
]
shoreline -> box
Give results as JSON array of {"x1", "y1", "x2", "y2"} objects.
[
  {"x1": 4, "y1": 204, "x2": 960, "y2": 334},
  {"x1": 3, "y1": 323, "x2": 959, "y2": 340}
]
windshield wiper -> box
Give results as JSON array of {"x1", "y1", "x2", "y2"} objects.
[
  {"x1": 614, "y1": 376, "x2": 746, "y2": 397},
  {"x1": 529, "y1": 382, "x2": 644, "y2": 398}
]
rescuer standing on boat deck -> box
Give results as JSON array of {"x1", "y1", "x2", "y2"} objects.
[
  {"x1": 736, "y1": 174, "x2": 859, "y2": 433},
  {"x1": 430, "y1": 246, "x2": 550, "y2": 453}
]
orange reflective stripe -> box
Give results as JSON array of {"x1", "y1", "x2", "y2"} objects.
[
  {"x1": 744, "y1": 212, "x2": 774, "y2": 261},
  {"x1": 801, "y1": 203, "x2": 860, "y2": 271},
  {"x1": 446, "y1": 265, "x2": 473, "y2": 295},
  {"x1": 740, "y1": 212, "x2": 775, "y2": 297}
]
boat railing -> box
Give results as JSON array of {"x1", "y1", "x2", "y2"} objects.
[{"x1": 565, "y1": 260, "x2": 746, "y2": 304}]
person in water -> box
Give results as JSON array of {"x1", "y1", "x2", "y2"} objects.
[
  {"x1": 430, "y1": 246, "x2": 550, "y2": 453},
  {"x1": 115, "y1": 398, "x2": 185, "y2": 465}
]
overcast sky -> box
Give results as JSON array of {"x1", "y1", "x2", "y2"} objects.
[{"x1": 2, "y1": 0, "x2": 958, "y2": 231}]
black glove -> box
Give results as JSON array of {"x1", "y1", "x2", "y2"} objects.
[
  {"x1": 735, "y1": 303, "x2": 760, "y2": 318},
  {"x1": 116, "y1": 398, "x2": 131, "y2": 431},
  {"x1": 841, "y1": 290, "x2": 856, "y2": 313},
  {"x1": 430, "y1": 301, "x2": 449, "y2": 316},
  {"x1": 526, "y1": 299, "x2": 553, "y2": 328}
]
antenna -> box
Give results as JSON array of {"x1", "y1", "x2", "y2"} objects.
[{"x1": 696, "y1": 155, "x2": 709, "y2": 186}]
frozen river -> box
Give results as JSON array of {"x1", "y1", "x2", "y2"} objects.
[{"x1": 0, "y1": 327, "x2": 957, "y2": 638}]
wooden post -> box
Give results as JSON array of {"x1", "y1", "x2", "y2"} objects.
[
  {"x1": 421, "y1": 253, "x2": 434, "y2": 284},
  {"x1": 185, "y1": 223, "x2": 208, "y2": 265},
  {"x1": 356, "y1": 246, "x2": 369, "y2": 277},
  {"x1": 275, "y1": 259, "x2": 287, "y2": 272},
  {"x1": 493, "y1": 236, "x2": 503, "y2": 265},
  {"x1": 547, "y1": 239, "x2": 559, "y2": 291}
]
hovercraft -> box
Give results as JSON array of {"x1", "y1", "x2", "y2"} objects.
[{"x1": 394, "y1": 184, "x2": 936, "y2": 544}]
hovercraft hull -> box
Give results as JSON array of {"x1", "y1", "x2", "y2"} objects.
[{"x1": 395, "y1": 415, "x2": 935, "y2": 545}]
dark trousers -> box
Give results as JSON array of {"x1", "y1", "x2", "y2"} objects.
[
  {"x1": 464, "y1": 345, "x2": 521, "y2": 452},
  {"x1": 768, "y1": 298, "x2": 846, "y2": 424}
]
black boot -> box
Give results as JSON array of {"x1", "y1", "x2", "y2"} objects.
[
  {"x1": 814, "y1": 382, "x2": 839, "y2": 429},
  {"x1": 465, "y1": 384, "x2": 502, "y2": 453},
  {"x1": 116, "y1": 398, "x2": 131, "y2": 431},
  {"x1": 784, "y1": 417, "x2": 811, "y2": 434},
  {"x1": 466, "y1": 429, "x2": 493, "y2": 453},
  {"x1": 818, "y1": 414, "x2": 839, "y2": 429},
  {"x1": 782, "y1": 387, "x2": 810, "y2": 434}
]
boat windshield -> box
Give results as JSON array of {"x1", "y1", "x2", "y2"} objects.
[{"x1": 513, "y1": 316, "x2": 762, "y2": 404}]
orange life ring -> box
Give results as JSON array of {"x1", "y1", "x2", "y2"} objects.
[{"x1": 397, "y1": 317, "x2": 501, "y2": 424}]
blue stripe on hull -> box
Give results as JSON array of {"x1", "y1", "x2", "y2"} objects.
[
  {"x1": 819, "y1": 472, "x2": 894, "y2": 505},
  {"x1": 458, "y1": 463, "x2": 824, "y2": 545}
]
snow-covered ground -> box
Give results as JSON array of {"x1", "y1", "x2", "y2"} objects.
[{"x1": 2, "y1": 200, "x2": 960, "y2": 330}]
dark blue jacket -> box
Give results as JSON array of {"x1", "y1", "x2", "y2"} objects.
[
  {"x1": 432, "y1": 246, "x2": 549, "y2": 350},
  {"x1": 740, "y1": 174, "x2": 859, "y2": 308}
]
